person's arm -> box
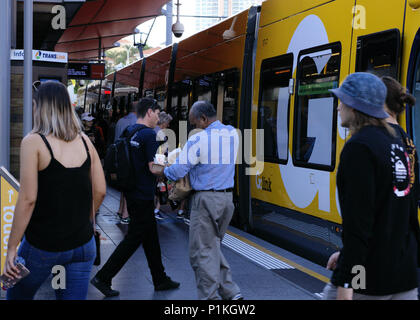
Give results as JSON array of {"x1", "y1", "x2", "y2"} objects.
[
  {"x1": 82, "y1": 133, "x2": 106, "y2": 228},
  {"x1": 3, "y1": 135, "x2": 39, "y2": 279},
  {"x1": 332, "y1": 142, "x2": 376, "y2": 299},
  {"x1": 164, "y1": 134, "x2": 201, "y2": 181},
  {"x1": 337, "y1": 287, "x2": 353, "y2": 300},
  {"x1": 143, "y1": 130, "x2": 164, "y2": 177}
]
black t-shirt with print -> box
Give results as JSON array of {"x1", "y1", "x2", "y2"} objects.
[
  {"x1": 124, "y1": 124, "x2": 160, "y2": 201},
  {"x1": 332, "y1": 125, "x2": 419, "y2": 295}
]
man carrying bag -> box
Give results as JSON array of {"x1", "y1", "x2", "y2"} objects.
[{"x1": 164, "y1": 101, "x2": 242, "y2": 300}]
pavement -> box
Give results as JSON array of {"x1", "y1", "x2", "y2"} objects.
[{"x1": 1, "y1": 187, "x2": 332, "y2": 300}]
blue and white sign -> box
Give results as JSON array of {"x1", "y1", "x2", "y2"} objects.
[{"x1": 10, "y1": 50, "x2": 68, "y2": 63}]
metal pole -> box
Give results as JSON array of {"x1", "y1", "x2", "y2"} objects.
[
  {"x1": 11, "y1": 0, "x2": 17, "y2": 49},
  {"x1": 111, "y1": 72, "x2": 117, "y2": 99},
  {"x1": 23, "y1": 0, "x2": 33, "y2": 136},
  {"x1": 83, "y1": 82, "x2": 88, "y2": 112},
  {"x1": 0, "y1": 0, "x2": 12, "y2": 169},
  {"x1": 138, "y1": 58, "x2": 146, "y2": 98},
  {"x1": 97, "y1": 80, "x2": 102, "y2": 111},
  {"x1": 166, "y1": 1, "x2": 173, "y2": 46}
]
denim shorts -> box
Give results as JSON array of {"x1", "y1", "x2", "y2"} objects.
[{"x1": 6, "y1": 236, "x2": 96, "y2": 300}]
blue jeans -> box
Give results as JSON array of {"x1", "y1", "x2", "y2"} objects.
[{"x1": 6, "y1": 236, "x2": 96, "y2": 300}]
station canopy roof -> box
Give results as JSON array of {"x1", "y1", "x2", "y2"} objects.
[
  {"x1": 106, "y1": 8, "x2": 250, "y2": 90},
  {"x1": 54, "y1": 0, "x2": 169, "y2": 61}
]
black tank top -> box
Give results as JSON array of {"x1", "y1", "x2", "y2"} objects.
[{"x1": 25, "y1": 134, "x2": 94, "y2": 252}]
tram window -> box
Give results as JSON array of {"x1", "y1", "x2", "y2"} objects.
[
  {"x1": 293, "y1": 42, "x2": 341, "y2": 171},
  {"x1": 221, "y1": 70, "x2": 239, "y2": 127},
  {"x1": 196, "y1": 76, "x2": 213, "y2": 102},
  {"x1": 411, "y1": 53, "x2": 420, "y2": 150},
  {"x1": 180, "y1": 94, "x2": 189, "y2": 121},
  {"x1": 257, "y1": 53, "x2": 293, "y2": 164},
  {"x1": 155, "y1": 89, "x2": 166, "y2": 110},
  {"x1": 355, "y1": 29, "x2": 400, "y2": 79}
]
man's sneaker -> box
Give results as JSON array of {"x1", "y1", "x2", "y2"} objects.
[
  {"x1": 155, "y1": 212, "x2": 165, "y2": 220},
  {"x1": 120, "y1": 217, "x2": 130, "y2": 224},
  {"x1": 154, "y1": 277, "x2": 180, "y2": 291},
  {"x1": 230, "y1": 293, "x2": 244, "y2": 300},
  {"x1": 183, "y1": 217, "x2": 190, "y2": 225},
  {"x1": 90, "y1": 276, "x2": 120, "y2": 297},
  {"x1": 176, "y1": 210, "x2": 184, "y2": 219}
]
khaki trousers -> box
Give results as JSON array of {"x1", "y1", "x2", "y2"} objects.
[
  {"x1": 322, "y1": 283, "x2": 418, "y2": 300},
  {"x1": 189, "y1": 191, "x2": 241, "y2": 300}
]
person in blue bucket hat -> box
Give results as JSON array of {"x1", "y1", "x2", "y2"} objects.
[
  {"x1": 330, "y1": 72, "x2": 389, "y2": 119},
  {"x1": 322, "y1": 72, "x2": 419, "y2": 300}
]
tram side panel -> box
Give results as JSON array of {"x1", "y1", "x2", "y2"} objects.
[
  {"x1": 403, "y1": 1, "x2": 420, "y2": 224},
  {"x1": 249, "y1": 0, "x2": 363, "y2": 265}
]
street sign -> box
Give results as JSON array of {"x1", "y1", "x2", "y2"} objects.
[
  {"x1": 68, "y1": 63, "x2": 105, "y2": 80},
  {"x1": 0, "y1": 167, "x2": 19, "y2": 276}
]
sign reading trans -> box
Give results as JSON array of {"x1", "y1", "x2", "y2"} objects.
[
  {"x1": 0, "y1": 167, "x2": 19, "y2": 276},
  {"x1": 10, "y1": 49, "x2": 68, "y2": 63},
  {"x1": 68, "y1": 63, "x2": 105, "y2": 80}
]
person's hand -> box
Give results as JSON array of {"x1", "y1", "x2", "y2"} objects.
[
  {"x1": 337, "y1": 286, "x2": 353, "y2": 300},
  {"x1": 94, "y1": 229, "x2": 106, "y2": 241},
  {"x1": 326, "y1": 251, "x2": 340, "y2": 270},
  {"x1": 3, "y1": 248, "x2": 20, "y2": 280}
]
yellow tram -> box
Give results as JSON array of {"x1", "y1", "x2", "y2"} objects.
[{"x1": 112, "y1": 0, "x2": 420, "y2": 264}]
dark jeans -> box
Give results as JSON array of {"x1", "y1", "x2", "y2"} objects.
[{"x1": 95, "y1": 198, "x2": 167, "y2": 286}]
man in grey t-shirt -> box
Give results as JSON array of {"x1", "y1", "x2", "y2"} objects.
[
  {"x1": 115, "y1": 102, "x2": 137, "y2": 224},
  {"x1": 114, "y1": 102, "x2": 137, "y2": 142}
]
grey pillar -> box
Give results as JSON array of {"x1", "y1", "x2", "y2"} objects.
[
  {"x1": 0, "y1": 0, "x2": 12, "y2": 169},
  {"x1": 11, "y1": 0, "x2": 17, "y2": 49},
  {"x1": 166, "y1": 1, "x2": 173, "y2": 46},
  {"x1": 23, "y1": 0, "x2": 33, "y2": 136}
]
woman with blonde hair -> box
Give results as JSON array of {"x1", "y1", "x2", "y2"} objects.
[{"x1": 2, "y1": 81, "x2": 106, "y2": 300}]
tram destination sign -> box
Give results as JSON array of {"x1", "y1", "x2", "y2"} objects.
[{"x1": 68, "y1": 63, "x2": 105, "y2": 80}]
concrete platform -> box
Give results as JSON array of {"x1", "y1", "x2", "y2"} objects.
[{"x1": 2, "y1": 187, "x2": 332, "y2": 300}]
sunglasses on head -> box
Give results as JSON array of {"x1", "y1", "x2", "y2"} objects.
[{"x1": 32, "y1": 80, "x2": 41, "y2": 92}]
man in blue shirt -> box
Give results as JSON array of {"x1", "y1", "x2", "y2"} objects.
[
  {"x1": 164, "y1": 101, "x2": 242, "y2": 300},
  {"x1": 91, "y1": 98, "x2": 180, "y2": 297}
]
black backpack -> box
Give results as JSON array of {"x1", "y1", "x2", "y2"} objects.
[{"x1": 104, "y1": 126, "x2": 144, "y2": 192}]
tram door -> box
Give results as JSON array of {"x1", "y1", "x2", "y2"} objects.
[
  {"x1": 404, "y1": 2, "x2": 420, "y2": 228},
  {"x1": 405, "y1": 2, "x2": 420, "y2": 165},
  {"x1": 170, "y1": 81, "x2": 192, "y2": 147},
  {"x1": 217, "y1": 70, "x2": 240, "y2": 127}
]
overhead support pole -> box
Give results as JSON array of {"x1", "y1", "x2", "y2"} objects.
[
  {"x1": 165, "y1": 1, "x2": 173, "y2": 46},
  {"x1": 166, "y1": 43, "x2": 178, "y2": 113},
  {"x1": 97, "y1": 37, "x2": 102, "y2": 112},
  {"x1": 98, "y1": 37, "x2": 102, "y2": 63},
  {"x1": 83, "y1": 82, "x2": 88, "y2": 112},
  {"x1": 111, "y1": 72, "x2": 117, "y2": 99},
  {"x1": 138, "y1": 59, "x2": 146, "y2": 99},
  {"x1": 23, "y1": 0, "x2": 33, "y2": 136},
  {"x1": 0, "y1": 0, "x2": 12, "y2": 169},
  {"x1": 11, "y1": 0, "x2": 17, "y2": 49}
]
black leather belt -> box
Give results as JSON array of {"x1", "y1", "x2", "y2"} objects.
[{"x1": 193, "y1": 188, "x2": 233, "y2": 193}]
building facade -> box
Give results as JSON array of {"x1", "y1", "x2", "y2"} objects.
[{"x1": 194, "y1": 0, "x2": 261, "y2": 32}]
